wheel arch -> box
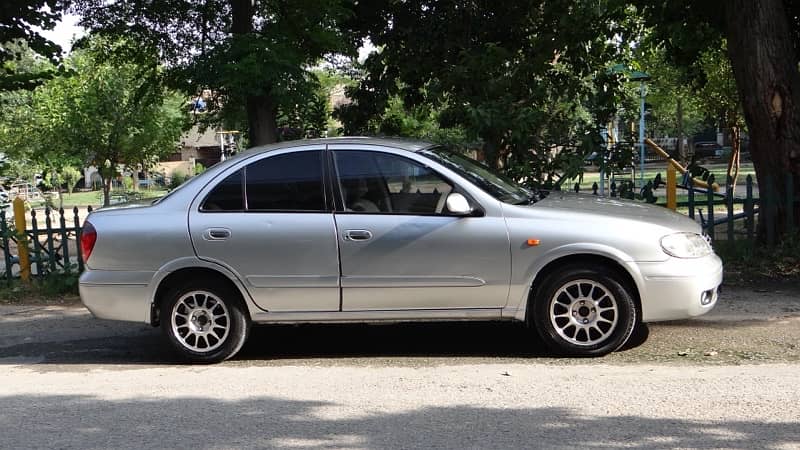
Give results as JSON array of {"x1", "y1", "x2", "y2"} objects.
[
  {"x1": 524, "y1": 253, "x2": 642, "y2": 324},
  {"x1": 149, "y1": 260, "x2": 254, "y2": 326}
]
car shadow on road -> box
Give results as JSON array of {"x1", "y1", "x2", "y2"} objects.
[
  {"x1": 0, "y1": 314, "x2": 651, "y2": 366},
  {"x1": 0, "y1": 394, "x2": 797, "y2": 449},
  {"x1": 239, "y1": 321, "x2": 548, "y2": 361},
  {"x1": 241, "y1": 321, "x2": 654, "y2": 361}
]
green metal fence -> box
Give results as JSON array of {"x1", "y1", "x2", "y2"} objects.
[
  {"x1": 0, "y1": 206, "x2": 92, "y2": 283},
  {"x1": 571, "y1": 172, "x2": 799, "y2": 243}
]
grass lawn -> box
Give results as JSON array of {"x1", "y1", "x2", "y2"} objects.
[
  {"x1": 31, "y1": 188, "x2": 168, "y2": 209},
  {"x1": 567, "y1": 162, "x2": 757, "y2": 191}
]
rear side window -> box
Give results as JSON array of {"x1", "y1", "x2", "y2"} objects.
[
  {"x1": 201, "y1": 169, "x2": 244, "y2": 211},
  {"x1": 245, "y1": 151, "x2": 325, "y2": 211},
  {"x1": 201, "y1": 150, "x2": 326, "y2": 212}
]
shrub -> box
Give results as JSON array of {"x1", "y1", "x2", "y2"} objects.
[
  {"x1": 122, "y1": 175, "x2": 134, "y2": 191},
  {"x1": 169, "y1": 170, "x2": 187, "y2": 190},
  {"x1": 715, "y1": 232, "x2": 800, "y2": 281},
  {"x1": 0, "y1": 270, "x2": 80, "y2": 304}
]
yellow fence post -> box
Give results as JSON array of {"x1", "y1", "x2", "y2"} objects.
[
  {"x1": 13, "y1": 197, "x2": 31, "y2": 283},
  {"x1": 667, "y1": 164, "x2": 677, "y2": 211}
]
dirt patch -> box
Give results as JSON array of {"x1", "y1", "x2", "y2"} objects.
[
  {"x1": 604, "y1": 281, "x2": 800, "y2": 365},
  {"x1": 0, "y1": 291, "x2": 80, "y2": 306}
]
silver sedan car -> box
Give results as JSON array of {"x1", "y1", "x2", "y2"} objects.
[{"x1": 79, "y1": 137, "x2": 722, "y2": 362}]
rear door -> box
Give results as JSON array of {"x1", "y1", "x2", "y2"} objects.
[{"x1": 189, "y1": 147, "x2": 340, "y2": 312}]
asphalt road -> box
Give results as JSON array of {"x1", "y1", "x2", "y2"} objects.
[{"x1": 1, "y1": 285, "x2": 799, "y2": 449}]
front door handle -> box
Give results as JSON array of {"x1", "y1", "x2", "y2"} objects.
[
  {"x1": 204, "y1": 228, "x2": 231, "y2": 241},
  {"x1": 344, "y1": 229, "x2": 373, "y2": 241}
]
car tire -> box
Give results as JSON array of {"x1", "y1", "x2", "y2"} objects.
[
  {"x1": 531, "y1": 264, "x2": 637, "y2": 357},
  {"x1": 160, "y1": 280, "x2": 250, "y2": 363}
]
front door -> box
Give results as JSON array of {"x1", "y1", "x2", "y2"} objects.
[
  {"x1": 189, "y1": 148, "x2": 340, "y2": 312},
  {"x1": 331, "y1": 148, "x2": 511, "y2": 311}
]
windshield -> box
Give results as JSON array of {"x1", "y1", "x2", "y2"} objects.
[{"x1": 422, "y1": 148, "x2": 534, "y2": 204}]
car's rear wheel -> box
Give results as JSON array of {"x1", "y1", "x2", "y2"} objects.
[
  {"x1": 531, "y1": 265, "x2": 636, "y2": 357},
  {"x1": 160, "y1": 280, "x2": 249, "y2": 363}
]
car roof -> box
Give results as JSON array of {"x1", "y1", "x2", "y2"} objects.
[
  {"x1": 243, "y1": 136, "x2": 438, "y2": 155},
  {"x1": 176, "y1": 136, "x2": 440, "y2": 191},
  {"x1": 150, "y1": 137, "x2": 444, "y2": 209}
]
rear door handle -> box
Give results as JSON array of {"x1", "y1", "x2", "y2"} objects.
[
  {"x1": 204, "y1": 228, "x2": 231, "y2": 240},
  {"x1": 344, "y1": 229, "x2": 373, "y2": 241}
]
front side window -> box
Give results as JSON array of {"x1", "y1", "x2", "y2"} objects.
[
  {"x1": 201, "y1": 150, "x2": 325, "y2": 212},
  {"x1": 334, "y1": 151, "x2": 453, "y2": 214}
]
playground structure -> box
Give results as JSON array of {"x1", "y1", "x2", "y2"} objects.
[
  {"x1": 573, "y1": 135, "x2": 770, "y2": 242},
  {"x1": 8, "y1": 180, "x2": 43, "y2": 201},
  {"x1": 571, "y1": 169, "x2": 763, "y2": 243},
  {"x1": 644, "y1": 139, "x2": 720, "y2": 193}
]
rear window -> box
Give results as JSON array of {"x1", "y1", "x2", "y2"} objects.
[{"x1": 200, "y1": 170, "x2": 244, "y2": 211}]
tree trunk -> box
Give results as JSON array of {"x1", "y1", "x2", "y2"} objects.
[
  {"x1": 246, "y1": 94, "x2": 279, "y2": 146},
  {"x1": 231, "y1": 0, "x2": 279, "y2": 147},
  {"x1": 481, "y1": 139, "x2": 500, "y2": 169},
  {"x1": 725, "y1": 0, "x2": 800, "y2": 241},
  {"x1": 103, "y1": 177, "x2": 112, "y2": 207}
]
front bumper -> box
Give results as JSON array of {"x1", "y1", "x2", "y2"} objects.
[
  {"x1": 634, "y1": 253, "x2": 723, "y2": 322},
  {"x1": 79, "y1": 270, "x2": 154, "y2": 323}
]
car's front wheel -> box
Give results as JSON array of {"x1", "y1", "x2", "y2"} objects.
[
  {"x1": 531, "y1": 265, "x2": 637, "y2": 357},
  {"x1": 160, "y1": 281, "x2": 250, "y2": 363}
]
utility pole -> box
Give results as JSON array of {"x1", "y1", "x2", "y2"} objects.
[{"x1": 216, "y1": 130, "x2": 241, "y2": 162}]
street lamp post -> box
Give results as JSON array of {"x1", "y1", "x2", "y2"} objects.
[
  {"x1": 639, "y1": 80, "x2": 646, "y2": 189},
  {"x1": 629, "y1": 71, "x2": 651, "y2": 190},
  {"x1": 609, "y1": 65, "x2": 650, "y2": 190}
]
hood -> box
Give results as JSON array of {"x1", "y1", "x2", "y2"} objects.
[{"x1": 529, "y1": 192, "x2": 701, "y2": 233}]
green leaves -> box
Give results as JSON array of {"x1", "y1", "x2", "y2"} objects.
[
  {"x1": 340, "y1": 0, "x2": 632, "y2": 187},
  {"x1": 0, "y1": 0, "x2": 64, "y2": 91},
  {"x1": 72, "y1": 0, "x2": 360, "y2": 144},
  {"x1": 1, "y1": 36, "x2": 185, "y2": 205}
]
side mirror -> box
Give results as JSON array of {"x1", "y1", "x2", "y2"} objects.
[{"x1": 445, "y1": 192, "x2": 475, "y2": 216}]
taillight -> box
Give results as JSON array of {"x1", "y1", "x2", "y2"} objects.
[{"x1": 81, "y1": 221, "x2": 97, "y2": 264}]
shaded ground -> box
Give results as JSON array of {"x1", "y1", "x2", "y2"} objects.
[
  {"x1": 0, "y1": 282, "x2": 798, "y2": 368},
  {"x1": 2, "y1": 283, "x2": 799, "y2": 449}
]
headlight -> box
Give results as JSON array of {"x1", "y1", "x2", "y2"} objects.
[{"x1": 660, "y1": 232, "x2": 712, "y2": 258}]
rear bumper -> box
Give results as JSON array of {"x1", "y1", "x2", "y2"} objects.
[
  {"x1": 79, "y1": 270, "x2": 154, "y2": 323},
  {"x1": 634, "y1": 253, "x2": 723, "y2": 322}
]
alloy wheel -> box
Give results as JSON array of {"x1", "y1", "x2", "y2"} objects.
[
  {"x1": 170, "y1": 290, "x2": 231, "y2": 353},
  {"x1": 549, "y1": 279, "x2": 619, "y2": 346}
]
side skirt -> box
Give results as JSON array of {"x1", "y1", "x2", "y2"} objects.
[{"x1": 250, "y1": 308, "x2": 511, "y2": 324}]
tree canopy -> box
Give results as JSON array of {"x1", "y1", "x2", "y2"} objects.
[
  {"x1": 3, "y1": 0, "x2": 799, "y2": 242},
  {"x1": 337, "y1": 1, "x2": 635, "y2": 188},
  {"x1": 635, "y1": 0, "x2": 800, "y2": 240},
  {"x1": 0, "y1": 0, "x2": 64, "y2": 91},
  {"x1": 1, "y1": 37, "x2": 185, "y2": 206},
  {"x1": 72, "y1": 0, "x2": 360, "y2": 146}
]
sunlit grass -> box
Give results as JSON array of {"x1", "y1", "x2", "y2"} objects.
[{"x1": 29, "y1": 189, "x2": 168, "y2": 209}]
